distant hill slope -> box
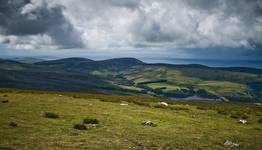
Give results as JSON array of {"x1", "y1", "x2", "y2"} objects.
[
  {"x1": 0, "y1": 57, "x2": 262, "y2": 102},
  {"x1": 9, "y1": 57, "x2": 45, "y2": 64}
]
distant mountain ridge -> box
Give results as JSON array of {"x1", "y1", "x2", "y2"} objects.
[
  {"x1": 35, "y1": 57, "x2": 94, "y2": 65},
  {"x1": 9, "y1": 57, "x2": 45, "y2": 64},
  {"x1": 36, "y1": 57, "x2": 144, "y2": 66}
]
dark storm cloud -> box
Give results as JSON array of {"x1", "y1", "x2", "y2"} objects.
[
  {"x1": 0, "y1": 0, "x2": 45, "y2": 35},
  {"x1": 0, "y1": 0, "x2": 261, "y2": 50},
  {"x1": 0, "y1": 0, "x2": 83, "y2": 49}
]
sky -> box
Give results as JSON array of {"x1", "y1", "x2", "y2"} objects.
[{"x1": 0, "y1": 0, "x2": 262, "y2": 60}]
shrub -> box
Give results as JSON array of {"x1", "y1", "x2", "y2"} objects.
[
  {"x1": 74, "y1": 124, "x2": 87, "y2": 130},
  {"x1": 258, "y1": 118, "x2": 262, "y2": 124},
  {"x1": 9, "y1": 122, "x2": 17, "y2": 127},
  {"x1": 2, "y1": 100, "x2": 9, "y2": 103},
  {"x1": 83, "y1": 118, "x2": 99, "y2": 124},
  {"x1": 3, "y1": 94, "x2": 8, "y2": 97},
  {"x1": 44, "y1": 112, "x2": 59, "y2": 119}
]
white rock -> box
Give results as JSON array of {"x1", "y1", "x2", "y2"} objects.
[
  {"x1": 224, "y1": 140, "x2": 239, "y2": 147},
  {"x1": 120, "y1": 103, "x2": 128, "y2": 106},
  {"x1": 239, "y1": 119, "x2": 247, "y2": 124},
  {"x1": 141, "y1": 120, "x2": 157, "y2": 126},
  {"x1": 160, "y1": 102, "x2": 169, "y2": 107}
]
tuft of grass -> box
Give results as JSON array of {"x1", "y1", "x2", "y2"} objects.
[
  {"x1": 153, "y1": 104, "x2": 169, "y2": 109},
  {"x1": 196, "y1": 106, "x2": 207, "y2": 110},
  {"x1": 132, "y1": 101, "x2": 150, "y2": 107},
  {"x1": 74, "y1": 124, "x2": 87, "y2": 130},
  {"x1": 72, "y1": 95, "x2": 81, "y2": 99},
  {"x1": 217, "y1": 110, "x2": 228, "y2": 115},
  {"x1": 256, "y1": 112, "x2": 262, "y2": 116},
  {"x1": 258, "y1": 118, "x2": 262, "y2": 124},
  {"x1": 44, "y1": 112, "x2": 59, "y2": 119},
  {"x1": 170, "y1": 106, "x2": 190, "y2": 111},
  {"x1": 9, "y1": 122, "x2": 17, "y2": 128},
  {"x1": 83, "y1": 118, "x2": 99, "y2": 124}
]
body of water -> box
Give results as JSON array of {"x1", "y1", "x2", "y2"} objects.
[
  {"x1": 142, "y1": 58, "x2": 262, "y2": 69},
  {"x1": 169, "y1": 95, "x2": 222, "y2": 102}
]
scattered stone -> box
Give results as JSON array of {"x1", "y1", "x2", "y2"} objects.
[
  {"x1": 141, "y1": 120, "x2": 157, "y2": 127},
  {"x1": 224, "y1": 140, "x2": 239, "y2": 147},
  {"x1": 239, "y1": 119, "x2": 247, "y2": 124},
  {"x1": 58, "y1": 94, "x2": 63, "y2": 97},
  {"x1": 120, "y1": 103, "x2": 128, "y2": 106},
  {"x1": 160, "y1": 102, "x2": 169, "y2": 107},
  {"x1": 9, "y1": 122, "x2": 18, "y2": 128}
]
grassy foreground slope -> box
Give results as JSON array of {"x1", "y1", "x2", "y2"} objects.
[{"x1": 0, "y1": 89, "x2": 262, "y2": 150}]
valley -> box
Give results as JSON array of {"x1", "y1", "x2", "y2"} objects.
[{"x1": 1, "y1": 57, "x2": 261, "y2": 103}]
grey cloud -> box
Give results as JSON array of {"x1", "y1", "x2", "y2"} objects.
[
  {"x1": 135, "y1": 20, "x2": 177, "y2": 43},
  {"x1": 133, "y1": 0, "x2": 262, "y2": 48},
  {"x1": 0, "y1": 0, "x2": 83, "y2": 49},
  {"x1": 107, "y1": 0, "x2": 141, "y2": 9},
  {"x1": 0, "y1": 0, "x2": 262, "y2": 50}
]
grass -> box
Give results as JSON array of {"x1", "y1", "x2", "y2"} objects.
[
  {"x1": 0, "y1": 89, "x2": 262, "y2": 149},
  {"x1": 146, "y1": 83, "x2": 185, "y2": 92}
]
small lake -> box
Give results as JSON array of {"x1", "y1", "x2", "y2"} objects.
[{"x1": 169, "y1": 95, "x2": 222, "y2": 102}]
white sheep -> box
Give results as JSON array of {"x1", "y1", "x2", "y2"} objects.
[{"x1": 160, "y1": 102, "x2": 169, "y2": 107}]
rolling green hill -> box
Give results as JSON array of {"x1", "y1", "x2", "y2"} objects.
[{"x1": 0, "y1": 58, "x2": 262, "y2": 102}]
